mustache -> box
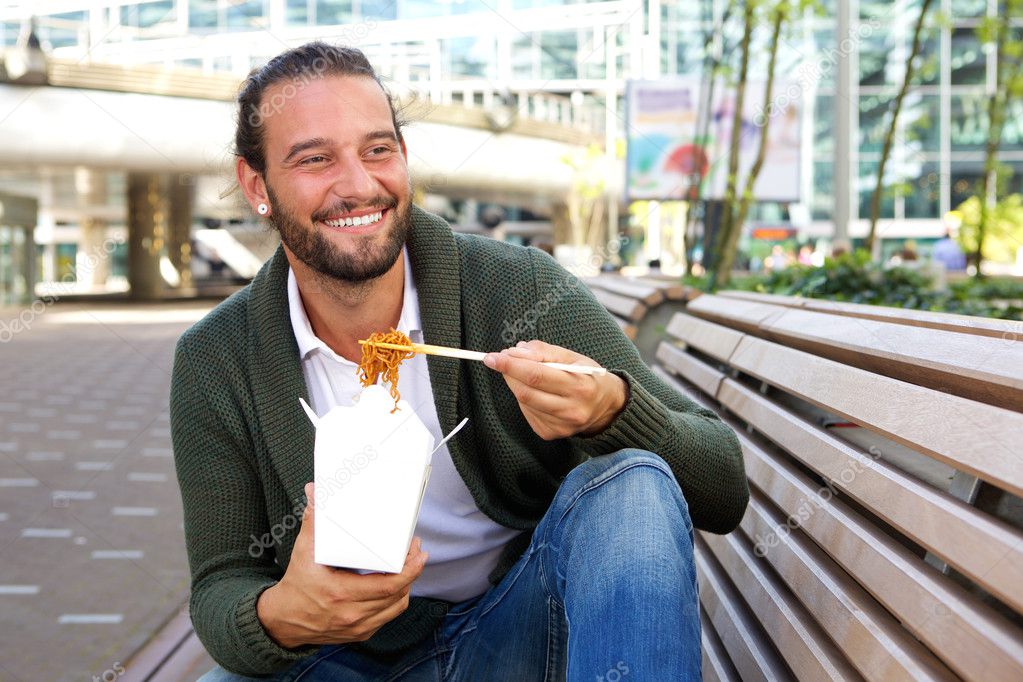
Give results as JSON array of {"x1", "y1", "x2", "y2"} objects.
[{"x1": 311, "y1": 195, "x2": 399, "y2": 222}]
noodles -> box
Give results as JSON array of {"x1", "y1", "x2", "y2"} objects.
[{"x1": 358, "y1": 328, "x2": 416, "y2": 412}]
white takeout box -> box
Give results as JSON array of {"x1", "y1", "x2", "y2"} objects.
[{"x1": 300, "y1": 385, "x2": 462, "y2": 573}]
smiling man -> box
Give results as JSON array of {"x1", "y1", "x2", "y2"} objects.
[{"x1": 171, "y1": 42, "x2": 748, "y2": 682}]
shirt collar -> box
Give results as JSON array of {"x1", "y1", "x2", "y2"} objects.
[{"x1": 287, "y1": 247, "x2": 417, "y2": 364}]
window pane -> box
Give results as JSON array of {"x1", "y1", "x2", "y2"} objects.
[
  {"x1": 811, "y1": 160, "x2": 833, "y2": 221},
  {"x1": 951, "y1": 27, "x2": 985, "y2": 85},
  {"x1": 904, "y1": 158, "x2": 940, "y2": 218},
  {"x1": 226, "y1": 0, "x2": 267, "y2": 29},
  {"x1": 286, "y1": 0, "x2": 309, "y2": 25},
  {"x1": 316, "y1": 0, "x2": 352, "y2": 24},
  {"x1": 189, "y1": 0, "x2": 218, "y2": 30},
  {"x1": 903, "y1": 93, "x2": 939, "y2": 152},
  {"x1": 860, "y1": 91, "x2": 895, "y2": 154},
  {"x1": 814, "y1": 94, "x2": 834, "y2": 158},
  {"x1": 951, "y1": 0, "x2": 986, "y2": 18},
  {"x1": 361, "y1": 0, "x2": 397, "y2": 20},
  {"x1": 859, "y1": 30, "x2": 894, "y2": 86},
  {"x1": 950, "y1": 162, "x2": 983, "y2": 208},
  {"x1": 859, "y1": 160, "x2": 896, "y2": 219},
  {"x1": 950, "y1": 94, "x2": 987, "y2": 151},
  {"x1": 443, "y1": 36, "x2": 493, "y2": 78}
]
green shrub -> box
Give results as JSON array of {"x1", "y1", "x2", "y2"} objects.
[{"x1": 704, "y1": 251, "x2": 1022, "y2": 320}]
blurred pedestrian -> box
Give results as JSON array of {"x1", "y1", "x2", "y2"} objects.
[{"x1": 932, "y1": 230, "x2": 966, "y2": 271}]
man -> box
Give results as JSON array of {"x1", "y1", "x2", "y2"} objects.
[
  {"x1": 932, "y1": 230, "x2": 966, "y2": 272},
  {"x1": 171, "y1": 42, "x2": 748, "y2": 681}
]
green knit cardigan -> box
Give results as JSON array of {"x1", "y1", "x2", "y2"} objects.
[{"x1": 170, "y1": 206, "x2": 748, "y2": 676}]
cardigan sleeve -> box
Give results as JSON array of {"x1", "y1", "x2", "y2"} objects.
[
  {"x1": 528, "y1": 249, "x2": 749, "y2": 534},
  {"x1": 170, "y1": 337, "x2": 319, "y2": 676}
]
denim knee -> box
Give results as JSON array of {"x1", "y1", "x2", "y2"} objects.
[
  {"x1": 560, "y1": 449, "x2": 677, "y2": 498},
  {"x1": 553, "y1": 448, "x2": 692, "y2": 536}
]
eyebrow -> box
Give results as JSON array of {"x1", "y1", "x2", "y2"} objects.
[{"x1": 281, "y1": 130, "x2": 398, "y2": 164}]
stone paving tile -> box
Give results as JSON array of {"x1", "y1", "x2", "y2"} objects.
[{"x1": 0, "y1": 301, "x2": 214, "y2": 682}]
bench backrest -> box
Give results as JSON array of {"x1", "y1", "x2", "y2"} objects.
[{"x1": 655, "y1": 292, "x2": 1023, "y2": 681}]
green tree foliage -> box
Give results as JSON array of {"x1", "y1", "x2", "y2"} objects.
[
  {"x1": 952, "y1": 194, "x2": 1023, "y2": 265},
  {"x1": 972, "y1": 1, "x2": 1023, "y2": 276}
]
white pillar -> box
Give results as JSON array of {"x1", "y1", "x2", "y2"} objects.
[{"x1": 834, "y1": 0, "x2": 859, "y2": 247}]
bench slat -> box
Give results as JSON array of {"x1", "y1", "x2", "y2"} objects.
[
  {"x1": 687, "y1": 294, "x2": 787, "y2": 334},
  {"x1": 718, "y1": 290, "x2": 1020, "y2": 340},
  {"x1": 729, "y1": 335, "x2": 1023, "y2": 498},
  {"x1": 695, "y1": 541, "x2": 792, "y2": 682},
  {"x1": 587, "y1": 275, "x2": 665, "y2": 306},
  {"x1": 665, "y1": 312, "x2": 746, "y2": 363},
  {"x1": 737, "y1": 429, "x2": 1023, "y2": 680},
  {"x1": 760, "y1": 307, "x2": 1023, "y2": 412},
  {"x1": 740, "y1": 493, "x2": 958, "y2": 681},
  {"x1": 655, "y1": 341, "x2": 725, "y2": 398},
  {"x1": 589, "y1": 287, "x2": 648, "y2": 321},
  {"x1": 701, "y1": 608, "x2": 741, "y2": 682},
  {"x1": 700, "y1": 531, "x2": 861, "y2": 680},
  {"x1": 718, "y1": 376, "x2": 1023, "y2": 614},
  {"x1": 635, "y1": 276, "x2": 690, "y2": 301}
]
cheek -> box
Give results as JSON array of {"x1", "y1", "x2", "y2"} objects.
[{"x1": 378, "y1": 162, "x2": 410, "y2": 197}]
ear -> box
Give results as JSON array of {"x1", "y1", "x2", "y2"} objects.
[
  {"x1": 398, "y1": 135, "x2": 408, "y2": 160},
  {"x1": 236, "y1": 157, "x2": 270, "y2": 214}
]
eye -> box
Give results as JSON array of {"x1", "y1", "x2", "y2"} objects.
[
  {"x1": 299, "y1": 155, "x2": 328, "y2": 165},
  {"x1": 369, "y1": 146, "x2": 391, "y2": 156}
]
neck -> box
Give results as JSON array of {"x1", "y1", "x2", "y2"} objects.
[{"x1": 284, "y1": 245, "x2": 405, "y2": 363}]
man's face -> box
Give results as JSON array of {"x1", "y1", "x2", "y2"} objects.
[{"x1": 259, "y1": 74, "x2": 412, "y2": 283}]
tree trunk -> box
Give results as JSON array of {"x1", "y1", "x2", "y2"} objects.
[
  {"x1": 709, "y1": 0, "x2": 755, "y2": 288},
  {"x1": 865, "y1": 0, "x2": 935, "y2": 255},
  {"x1": 714, "y1": 2, "x2": 786, "y2": 289},
  {"x1": 977, "y1": 7, "x2": 1011, "y2": 278}
]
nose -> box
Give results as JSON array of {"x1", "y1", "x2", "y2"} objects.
[{"x1": 330, "y1": 150, "x2": 376, "y2": 202}]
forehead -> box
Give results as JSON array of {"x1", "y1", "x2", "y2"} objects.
[{"x1": 260, "y1": 75, "x2": 394, "y2": 156}]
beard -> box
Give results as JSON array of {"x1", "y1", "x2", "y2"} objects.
[{"x1": 265, "y1": 183, "x2": 411, "y2": 283}]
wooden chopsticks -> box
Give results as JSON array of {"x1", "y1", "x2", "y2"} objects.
[{"x1": 358, "y1": 340, "x2": 607, "y2": 376}]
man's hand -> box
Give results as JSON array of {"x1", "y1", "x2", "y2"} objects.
[
  {"x1": 483, "y1": 340, "x2": 628, "y2": 440},
  {"x1": 256, "y1": 482, "x2": 428, "y2": 649}
]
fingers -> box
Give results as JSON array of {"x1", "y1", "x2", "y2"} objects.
[
  {"x1": 513, "y1": 340, "x2": 591, "y2": 365},
  {"x1": 484, "y1": 348, "x2": 577, "y2": 397},
  {"x1": 502, "y1": 374, "x2": 571, "y2": 415},
  {"x1": 337, "y1": 537, "x2": 428, "y2": 602}
]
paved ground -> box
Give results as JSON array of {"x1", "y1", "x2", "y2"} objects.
[{"x1": 0, "y1": 300, "x2": 218, "y2": 681}]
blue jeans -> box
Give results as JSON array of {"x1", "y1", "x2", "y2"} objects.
[{"x1": 200, "y1": 449, "x2": 701, "y2": 681}]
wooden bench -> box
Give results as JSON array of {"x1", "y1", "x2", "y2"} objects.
[
  {"x1": 584, "y1": 273, "x2": 699, "y2": 362},
  {"x1": 652, "y1": 291, "x2": 1023, "y2": 681}
]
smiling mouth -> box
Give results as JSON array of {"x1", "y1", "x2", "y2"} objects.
[{"x1": 321, "y1": 209, "x2": 386, "y2": 228}]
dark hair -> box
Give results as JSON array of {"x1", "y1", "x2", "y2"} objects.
[{"x1": 234, "y1": 41, "x2": 405, "y2": 176}]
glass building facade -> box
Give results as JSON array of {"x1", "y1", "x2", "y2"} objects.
[{"x1": 2, "y1": 0, "x2": 1020, "y2": 248}]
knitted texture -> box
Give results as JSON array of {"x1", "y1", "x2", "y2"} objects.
[{"x1": 170, "y1": 206, "x2": 749, "y2": 676}]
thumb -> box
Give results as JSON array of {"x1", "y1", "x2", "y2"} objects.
[{"x1": 301, "y1": 481, "x2": 315, "y2": 533}]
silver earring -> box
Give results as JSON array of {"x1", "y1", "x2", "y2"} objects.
[{"x1": 257, "y1": 203, "x2": 269, "y2": 215}]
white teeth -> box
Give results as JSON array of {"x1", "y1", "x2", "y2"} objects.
[{"x1": 324, "y1": 210, "x2": 383, "y2": 228}]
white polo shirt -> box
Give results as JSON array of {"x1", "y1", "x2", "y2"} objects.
[{"x1": 287, "y1": 250, "x2": 518, "y2": 602}]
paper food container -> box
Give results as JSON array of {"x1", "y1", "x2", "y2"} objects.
[{"x1": 299, "y1": 385, "x2": 465, "y2": 573}]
